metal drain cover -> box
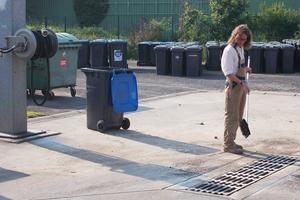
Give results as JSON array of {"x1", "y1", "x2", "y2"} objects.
[{"x1": 189, "y1": 155, "x2": 298, "y2": 196}]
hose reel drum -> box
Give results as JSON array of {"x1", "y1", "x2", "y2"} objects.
[{"x1": 12, "y1": 28, "x2": 58, "y2": 60}]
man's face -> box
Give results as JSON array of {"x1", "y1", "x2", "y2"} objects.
[{"x1": 237, "y1": 33, "x2": 247, "y2": 48}]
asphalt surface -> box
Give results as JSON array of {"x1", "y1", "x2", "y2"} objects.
[
  {"x1": 1, "y1": 60, "x2": 299, "y2": 200},
  {"x1": 27, "y1": 60, "x2": 300, "y2": 115}
]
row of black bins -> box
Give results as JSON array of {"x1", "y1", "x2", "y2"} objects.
[
  {"x1": 206, "y1": 41, "x2": 298, "y2": 73},
  {"x1": 137, "y1": 41, "x2": 201, "y2": 67},
  {"x1": 154, "y1": 44, "x2": 203, "y2": 76},
  {"x1": 77, "y1": 39, "x2": 128, "y2": 69}
]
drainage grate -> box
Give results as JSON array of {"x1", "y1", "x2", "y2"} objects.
[{"x1": 189, "y1": 155, "x2": 298, "y2": 196}]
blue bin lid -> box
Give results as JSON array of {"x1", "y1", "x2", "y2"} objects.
[
  {"x1": 206, "y1": 41, "x2": 220, "y2": 48},
  {"x1": 185, "y1": 45, "x2": 203, "y2": 51},
  {"x1": 264, "y1": 43, "x2": 280, "y2": 49},
  {"x1": 250, "y1": 42, "x2": 264, "y2": 49},
  {"x1": 111, "y1": 69, "x2": 138, "y2": 113},
  {"x1": 163, "y1": 42, "x2": 176, "y2": 46},
  {"x1": 109, "y1": 39, "x2": 127, "y2": 44},
  {"x1": 80, "y1": 40, "x2": 90, "y2": 43},
  {"x1": 90, "y1": 39, "x2": 108, "y2": 43},
  {"x1": 186, "y1": 41, "x2": 200, "y2": 46},
  {"x1": 138, "y1": 41, "x2": 151, "y2": 45},
  {"x1": 154, "y1": 45, "x2": 170, "y2": 50},
  {"x1": 170, "y1": 46, "x2": 185, "y2": 51},
  {"x1": 151, "y1": 42, "x2": 162, "y2": 45},
  {"x1": 281, "y1": 44, "x2": 295, "y2": 50}
]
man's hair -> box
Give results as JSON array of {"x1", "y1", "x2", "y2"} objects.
[{"x1": 228, "y1": 24, "x2": 252, "y2": 50}]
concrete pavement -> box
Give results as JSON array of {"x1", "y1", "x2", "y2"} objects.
[{"x1": 1, "y1": 90, "x2": 300, "y2": 200}]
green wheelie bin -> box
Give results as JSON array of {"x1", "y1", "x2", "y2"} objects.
[{"x1": 26, "y1": 33, "x2": 81, "y2": 99}]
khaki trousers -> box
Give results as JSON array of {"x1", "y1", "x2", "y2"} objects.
[{"x1": 223, "y1": 83, "x2": 246, "y2": 148}]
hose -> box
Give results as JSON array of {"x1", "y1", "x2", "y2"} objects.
[{"x1": 30, "y1": 30, "x2": 52, "y2": 106}]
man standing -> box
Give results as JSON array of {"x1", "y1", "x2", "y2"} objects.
[{"x1": 221, "y1": 24, "x2": 253, "y2": 154}]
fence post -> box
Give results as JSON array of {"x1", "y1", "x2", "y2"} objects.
[
  {"x1": 172, "y1": 15, "x2": 174, "y2": 40},
  {"x1": 118, "y1": 15, "x2": 120, "y2": 39},
  {"x1": 64, "y1": 16, "x2": 67, "y2": 33},
  {"x1": 283, "y1": 16, "x2": 285, "y2": 39},
  {"x1": 45, "y1": 15, "x2": 47, "y2": 28},
  {"x1": 226, "y1": 16, "x2": 229, "y2": 41}
]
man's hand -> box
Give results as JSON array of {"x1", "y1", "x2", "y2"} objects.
[
  {"x1": 241, "y1": 83, "x2": 250, "y2": 94},
  {"x1": 246, "y1": 67, "x2": 252, "y2": 74}
]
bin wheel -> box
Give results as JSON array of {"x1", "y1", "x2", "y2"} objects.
[
  {"x1": 42, "y1": 90, "x2": 47, "y2": 96},
  {"x1": 97, "y1": 120, "x2": 107, "y2": 133},
  {"x1": 48, "y1": 91, "x2": 55, "y2": 100},
  {"x1": 28, "y1": 89, "x2": 35, "y2": 95},
  {"x1": 70, "y1": 87, "x2": 76, "y2": 97},
  {"x1": 42, "y1": 90, "x2": 55, "y2": 100},
  {"x1": 122, "y1": 118, "x2": 130, "y2": 130}
]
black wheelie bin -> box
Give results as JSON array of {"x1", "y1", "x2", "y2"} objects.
[
  {"x1": 81, "y1": 67, "x2": 138, "y2": 133},
  {"x1": 90, "y1": 39, "x2": 109, "y2": 68},
  {"x1": 137, "y1": 41, "x2": 151, "y2": 66},
  {"x1": 154, "y1": 45, "x2": 171, "y2": 75},
  {"x1": 108, "y1": 39, "x2": 128, "y2": 68},
  {"x1": 264, "y1": 43, "x2": 280, "y2": 73},
  {"x1": 185, "y1": 45, "x2": 203, "y2": 76},
  {"x1": 170, "y1": 46, "x2": 185, "y2": 76},
  {"x1": 206, "y1": 41, "x2": 221, "y2": 71}
]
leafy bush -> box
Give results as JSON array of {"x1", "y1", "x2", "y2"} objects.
[
  {"x1": 295, "y1": 25, "x2": 300, "y2": 39},
  {"x1": 210, "y1": 0, "x2": 251, "y2": 41},
  {"x1": 127, "y1": 18, "x2": 171, "y2": 60},
  {"x1": 73, "y1": 0, "x2": 109, "y2": 27},
  {"x1": 177, "y1": 5, "x2": 209, "y2": 44},
  {"x1": 255, "y1": 2, "x2": 300, "y2": 42}
]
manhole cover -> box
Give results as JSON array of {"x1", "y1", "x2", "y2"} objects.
[{"x1": 189, "y1": 155, "x2": 298, "y2": 196}]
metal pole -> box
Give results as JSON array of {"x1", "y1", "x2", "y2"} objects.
[
  {"x1": 45, "y1": 15, "x2": 48, "y2": 28},
  {"x1": 0, "y1": 0, "x2": 27, "y2": 135},
  {"x1": 64, "y1": 15, "x2": 67, "y2": 33},
  {"x1": 118, "y1": 15, "x2": 120, "y2": 39}
]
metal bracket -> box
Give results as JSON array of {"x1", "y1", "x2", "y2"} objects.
[{"x1": 5, "y1": 36, "x2": 26, "y2": 52}]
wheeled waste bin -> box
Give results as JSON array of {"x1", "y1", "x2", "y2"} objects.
[
  {"x1": 81, "y1": 67, "x2": 138, "y2": 133},
  {"x1": 137, "y1": 41, "x2": 151, "y2": 66},
  {"x1": 248, "y1": 42, "x2": 264, "y2": 73},
  {"x1": 280, "y1": 44, "x2": 295, "y2": 73},
  {"x1": 185, "y1": 45, "x2": 203, "y2": 76},
  {"x1": 206, "y1": 41, "x2": 221, "y2": 71},
  {"x1": 26, "y1": 32, "x2": 81, "y2": 98},
  {"x1": 154, "y1": 45, "x2": 171, "y2": 75},
  {"x1": 264, "y1": 43, "x2": 280, "y2": 73},
  {"x1": 90, "y1": 39, "x2": 109, "y2": 68},
  {"x1": 108, "y1": 39, "x2": 128, "y2": 68},
  {"x1": 295, "y1": 41, "x2": 300, "y2": 72},
  {"x1": 220, "y1": 41, "x2": 228, "y2": 57},
  {"x1": 149, "y1": 42, "x2": 162, "y2": 66},
  {"x1": 170, "y1": 46, "x2": 185, "y2": 76},
  {"x1": 77, "y1": 40, "x2": 90, "y2": 69}
]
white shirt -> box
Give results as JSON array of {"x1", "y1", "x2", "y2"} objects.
[{"x1": 221, "y1": 45, "x2": 245, "y2": 76}]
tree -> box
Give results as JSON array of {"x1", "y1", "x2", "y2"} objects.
[
  {"x1": 73, "y1": 0, "x2": 109, "y2": 27},
  {"x1": 209, "y1": 0, "x2": 251, "y2": 41},
  {"x1": 255, "y1": 2, "x2": 300, "y2": 41},
  {"x1": 177, "y1": 5, "x2": 209, "y2": 44},
  {"x1": 26, "y1": 0, "x2": 37, "y2": 22}
]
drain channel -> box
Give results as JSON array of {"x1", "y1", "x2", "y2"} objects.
[{"x1": 189, "y1": 155, "x2": 298, "y2": 196}]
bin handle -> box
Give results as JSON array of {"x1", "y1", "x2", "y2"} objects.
[{"x1": 113, "y1": 69, "x2": 133, "y2": 76}]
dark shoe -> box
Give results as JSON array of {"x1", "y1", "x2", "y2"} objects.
[
  {"x1": 235, "y1": 143, "x2": 243, "y2": 149},
  {"x1": 224, "y1": 147, "x2": 243, "y2": 154}
]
